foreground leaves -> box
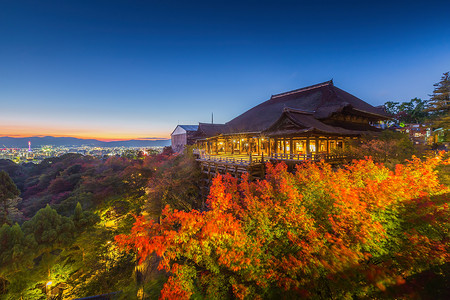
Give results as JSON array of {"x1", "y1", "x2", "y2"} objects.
[{"x1": 117, "y1": 155, "x2": 450, "y2": 299}]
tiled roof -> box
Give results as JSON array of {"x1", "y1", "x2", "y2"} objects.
[
  {"x1": 178, "y1": 125, "x2": 199, "y2": 131},
  {"x1": 225, "y1": 80, "x2": 388, "y2": 133},
  {"x1": 263, "y1": 109, "x2": 370, "y2": 136}
]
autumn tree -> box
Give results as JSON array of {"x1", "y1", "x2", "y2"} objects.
[{"x1": 117, "y1": 155, "x2": 450, "y2": 299}]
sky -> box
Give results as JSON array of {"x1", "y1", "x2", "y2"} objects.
[{"x1": 1, "y1": 0, "x2": 449, "y2": 140}]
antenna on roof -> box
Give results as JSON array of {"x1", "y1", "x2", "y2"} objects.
[{"x1": 211, "y1": 112, "x2": 214, "y2": 124}]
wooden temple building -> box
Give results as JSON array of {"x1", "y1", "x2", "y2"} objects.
[
  {"x1": 171, "y1": 125, "x2": 199, "y2": 152},
  {"x1": 173, "y1": 80, "x2": 389, "y2": 178}
]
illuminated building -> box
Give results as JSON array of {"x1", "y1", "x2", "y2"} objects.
[{"x1": 184, "y1": 80, "x2": 389, "y2": 164}]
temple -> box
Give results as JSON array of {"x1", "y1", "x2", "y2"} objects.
[{"x1": 172, "y1": 80, "x2": 389, "y2": 174}]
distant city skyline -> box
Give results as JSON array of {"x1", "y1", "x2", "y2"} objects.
[{"x1": 1, "y1": 0, "x2": 449, "y2": 140}]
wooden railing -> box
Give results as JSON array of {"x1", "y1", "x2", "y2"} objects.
[
  {"x1": 271, "y1": 153, "x2": 348, "y2": 161},
  {"x1": 271, "y1": 153, "x2": 314, "y2": 161},
  {"x1": 195, "y1": 149, "x2": 348, "y2": 165},
  {"x1": 197, "y1": 154, "x2": 270, "y2": 165}
]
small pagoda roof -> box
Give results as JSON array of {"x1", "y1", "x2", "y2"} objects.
[{"x1": 263, "y1": 108, "x2": 372, "y2": 137}]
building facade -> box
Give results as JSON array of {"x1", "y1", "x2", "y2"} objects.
[{"x1": 171, "y1": 125, "x2": 199, "y2": 152}]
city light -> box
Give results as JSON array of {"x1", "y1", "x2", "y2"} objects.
[{"x1": 0, "y1": 145, "x2": 165, "y2": 164}]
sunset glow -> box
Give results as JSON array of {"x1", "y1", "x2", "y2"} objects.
[{"x1": 0, "y1": 123, "x2": 170, "y2": 141}]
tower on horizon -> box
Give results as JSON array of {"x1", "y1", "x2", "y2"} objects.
[{"x1": 28, "y1": 141, "x2": 31, "y2": 152}]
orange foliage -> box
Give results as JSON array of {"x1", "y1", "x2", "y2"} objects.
[{"x1": 115, "y1": 154, "x2": 450, "y2": 299}]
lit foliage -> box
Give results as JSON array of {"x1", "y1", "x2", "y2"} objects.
[
  {"x1": 144, "y1": 146, "x2": 202, "y2": 215},
  {"x1": 116, "y1": 155, "x2": 450, "y2": 299},
  {"x1": 0, "y1": 202, "x2": 103, "y2": 299}
]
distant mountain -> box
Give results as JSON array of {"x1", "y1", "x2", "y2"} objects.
[{"x1": 0, "y1": 136, "x2": 171, "y2": 148}]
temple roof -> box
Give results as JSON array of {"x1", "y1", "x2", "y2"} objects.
[
  {"x1": 197, "y1": 123, "x2": 230, "y2": 137},
  {"x1": 225, "y1": 80, "x2": 388, "y2": 133},
  {"x1": 263, "y1": 108, "x2": 374, "y2": 137},
  {"x1": 193, "y1": 81, "x2": 388, "y2": 138}
]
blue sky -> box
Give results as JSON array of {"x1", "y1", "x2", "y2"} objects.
[{"x1": 1, "y1": 0, "x2": 449, "y2": 139}]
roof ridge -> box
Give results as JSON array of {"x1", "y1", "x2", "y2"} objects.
[
  {"x1": 283, "y1": 107, "x2": 315, "y2": 114},
  {"x1": 271, "y1": 80, "x2": 333, "y2": 99}
]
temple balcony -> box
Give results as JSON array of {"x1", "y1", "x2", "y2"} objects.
[{"x1": 194, "y1": 149, "x2": 349, "y2": 166}]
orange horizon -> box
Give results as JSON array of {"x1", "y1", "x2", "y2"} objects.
[
  {"x1": 0, "y1": 133, "x2": 170, "y2": 142},
  {"x1": 0, "y1": 125, "x2": 171, "y2": 142}
]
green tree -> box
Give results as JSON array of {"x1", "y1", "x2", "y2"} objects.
[
  {"x1": 22, "y1": 205, "x2": 76, "y2": 254},
  {"x1": 0, "y1": 223, "x2": 37, "y2": 296},
  {"x1": 398, "y1": 98, "x2": 428, "y2": 123},
  {"x1": 384, "y1": 98, "x2": 428, "y2": 124},
  {"x1": 428, "y1": 72, "x2": 450, "y2": 129},
  {"x1": 0, "y1": 171, "x2": 20, "y2": 225},
  {"x1": 72, "y1": 202, "x2": 99, "y2": 232},
  {"x1": 384, "y1": 101, "x2": 400, "y2": 116}
]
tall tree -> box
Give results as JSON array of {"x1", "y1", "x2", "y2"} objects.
[
  {"x1": 428, "y1": 72, "x2": 450, "y2": 129},
  {"x1": 0, "y1": 171, "x2": 20, "y2": 225}
]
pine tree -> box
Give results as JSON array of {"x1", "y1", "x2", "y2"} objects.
[{"x1": 428, "y1": 72, "x2": 450, "y2": 129}]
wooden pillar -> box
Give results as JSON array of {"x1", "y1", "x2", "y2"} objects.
[
  {"x1": 315, "y1": 137, "x2": 319, "y2": 155},
  {"x1": 217, "y1": 139, "x2": 221, "y2": 154},
  {"x1": 257, "y1": 138, "x2": 260, "y2": 156},
  {"x1": 306, "y1": 137, "x2": 310, "y2": 155},
  {"x1": 274, "y1": 138, "x2": 278, "y2": 155},
  {"x1": 231, "y1": 139, "x2": 234, "y2": 155},
  {"x1": 290, "y1": 138, "x2": 293, "y2": 155},
  {"x1": 326, "y1": 137, "x2": 330, "y2": 154}
]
